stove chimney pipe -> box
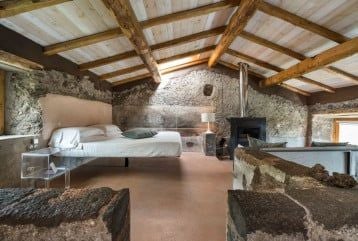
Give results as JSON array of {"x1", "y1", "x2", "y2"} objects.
[{"x1": 238, "y1": 62, "x2": 249, "y2": 117}]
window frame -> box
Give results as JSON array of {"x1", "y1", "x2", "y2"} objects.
[{"x1": 333, "y1": 118, "x2": 358, "y2": 143}]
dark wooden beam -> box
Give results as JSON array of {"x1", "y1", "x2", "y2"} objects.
[
  {"x1": 102, "y1": 0, "x2": 161, "y2": 83},
  {"x1": 112, "y1": 73, "x2": 152, "y2": 86},
  {"x1": 208, "y1": 0, "x2": 259, "y2": 67},
  {"x1": 160, "y1": 58, "x2": 209, "y2": 75},
  {"x1": 257, "y1": 2, "x2": 349, "y2": 43},
  {"x1": 99, "y1": 64, "x2": 146, "y2": 80},
  {"x1": 0, "y1": 0, "x2": 72, "y2": 18},
  {"x1": 260, "y1": 37, "x2": 358, "y2": 87}
]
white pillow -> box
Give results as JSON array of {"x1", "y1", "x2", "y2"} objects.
[
  {"x1": 90, "y1": 124, "x2": 122, "y2": 137},
  {"x1": 48, "y1": 127, "x2": 105, "y2": 149}
]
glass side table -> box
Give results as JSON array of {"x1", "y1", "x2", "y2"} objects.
[{"x1": 21, "y1": 148, "x2": 94, "y2": 189}]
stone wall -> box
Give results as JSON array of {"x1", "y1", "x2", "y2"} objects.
[
  {"x1": 5, "y1": 70, "x2": 112, "y2": 135},
  {"x1": 113, "y1": 67, "x2": 308, "y2": 147}
]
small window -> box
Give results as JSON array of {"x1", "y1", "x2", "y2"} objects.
[{"x1": 333, "y1": 119, "x2": 358, "y2": 145}]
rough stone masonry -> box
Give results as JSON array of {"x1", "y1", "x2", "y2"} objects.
[
  {"x1": 0, "y1": 187, "x2": 130, "y2": 241},
  {"x1": 228, "y1": 148, "x2": 358, "y2": 241}
]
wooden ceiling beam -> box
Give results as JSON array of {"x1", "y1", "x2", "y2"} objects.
[
  {"x1": 140, "y1": 1, "x2": 237, "y2": 29},
  {"x1": 239, "y1": 31, "x2": 358, "y2": 83},
  {"x1": 0, "y1": 0, "x2": 72, "y2": 18},
  {"x1": 208, "y1": 0, "x2": 259, "y2": 67},
  {"x1": 226, "y1": 48, "x2": 335, "y2": 93},
  {"x1": 157, "y1": 46, "x2": 215, "y2": 65},
  {"x1": 260, "y1": 37, "x2": 358, "y2": 87},
  {"x1": 112, "y1": 73, "x2": 151, "y2": 86},
  {"x1": 160, "y1": 58, "x2": 209, "y2": 75},
  {"x1": 44, "y1": 28, "x2": 122, "y2": 55},
  {"x1": 99, "y1": 64, "x2": 146, "y2": 80},
  {"x1": 44, "y1": 1, "x2": 236, "y2": 55},
  {"x1": 0, "y1": 50, "x2": 43, "y2": 71},
  {"x1": 257, "y1": 2, "x2": 349, "y2": 44},
  {"x1": 79, "y1": 27, "x2": 224, "y2": 71},
  {"x1": 103, "y1": 0, "x2": 161, "y2": 83},
  {"x1": 217, "y1": 60, "x2": 310, "y2": 96}
]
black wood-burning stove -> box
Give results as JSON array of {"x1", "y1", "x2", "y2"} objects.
[{"x1": 227, "y1": 117, "x2": 266, "y2": 159}]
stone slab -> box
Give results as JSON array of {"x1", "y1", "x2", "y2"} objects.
[{"x1": 0, "y1": 187, "x2": 130, "y2": 241}]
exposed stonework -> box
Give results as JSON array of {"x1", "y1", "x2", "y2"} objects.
[
  {"x1": 5, "y1": 70, "x2": 112, "y2": 135},
  {"x1": 0, "y1": 187, "x2": 130, "y2": 241},
  {"x1": 229, "y1": 148, "x2": 358, "y2": 241},
  {"x1": 113, "y1": 68, "x2": 307, "y2": 147}
]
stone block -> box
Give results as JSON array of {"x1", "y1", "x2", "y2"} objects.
[{"x1": 0, "y1": 187, "x2": 130, "y2": 241}]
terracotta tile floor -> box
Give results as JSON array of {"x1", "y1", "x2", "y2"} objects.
[{"x1": 52, "y1": 152, "x2": 232, "y2": 241}]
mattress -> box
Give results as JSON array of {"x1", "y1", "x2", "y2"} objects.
[{"x1": 57, "y1": 131, "x2": 182, "y2": 157}]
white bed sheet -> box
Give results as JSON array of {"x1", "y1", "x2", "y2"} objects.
[{"x1": 58, "y1": 131, "x2": 182, "y2": 157}]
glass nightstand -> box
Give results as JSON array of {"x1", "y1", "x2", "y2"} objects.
[{"x1": 21, "y1": 148, "x2": 94, "y2": 188}]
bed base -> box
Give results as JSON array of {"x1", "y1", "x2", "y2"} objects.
[{"x1": 124, "y1": 157, "x2": 129, "y2": 167}]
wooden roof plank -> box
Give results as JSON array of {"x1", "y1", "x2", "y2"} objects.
[
  {"x1": 208, "y1": 0, "x2": 259, "y2": 67},
  {"x1": 99, "y1": 64, "x2": 146, "y2": 80},
  {"x1": 257, "y1": 2, "x2": 349, "y2": 44},
  {"x1": 157, "y1": 46, "x2": 215, "y2": 65},
  {"x1": 259, "y1": 37, "x2": 358, "y2": 87},
  {"x1": 0, "y1": 0, "x2": 72, "y2": 18},
  {"x1": 112, "y1": 73, "x2": 151, "y2": 86}
]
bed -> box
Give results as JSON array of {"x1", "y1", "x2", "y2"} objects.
[{"x1": 48, "y1": 125, "x2": 182, "y2": 167}]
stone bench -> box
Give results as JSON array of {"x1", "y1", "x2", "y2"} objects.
[
  {"x1": 0, "y1": 187, "x2": 130, "y2": 241},
  {"x1": 228, "y1": 148, "x2": 358, "y2": 241}
]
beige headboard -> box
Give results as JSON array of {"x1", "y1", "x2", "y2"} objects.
[{"x1": 40, "y1": 94, "x2": 112, "y2": 141}]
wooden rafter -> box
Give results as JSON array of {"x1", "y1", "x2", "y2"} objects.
[
  {"x1": 260, "y1": 37, "x2": 358, "y2": 87},
  {"x1": 217, "y1": 60, "x2": 310, "y2": 96},
  {"x1": 160, "y1": 58, "x2": 209, "y2": 75},
  {"x1": 257, "y1": 2, "x2": 349, "y2": 44},
  {"x1": 44, "y1": 29, "x2": 122, "y2": 55},
  {"x1": 79, "y1": 27, "x2": 224, "y2": 71},
  {"x1": 44, "y1": 1, "x2": 235, "y2": 55},
  {"x1": 226, "y1": 48, "x2": 335, "y2": 93},
  {"x1": 112, "y1": 73, "x2": 151, "y2": 86},
  {"x1": 102, "y1": 0, "x2": 160, "y2": 83},
  {"x1": 0, "y1": 50, "x2": 43, "y2": 71},
  {"x1": 99, "y1": 64, "x2": 146, "y2": 80},
  {"x1": 102, "y1": 46, "x2": 215, "y2": 80},
  {"x1": 0, "y1": 0, "x2": 72, "y2": 18},
  {"x1": 208, "y1": 0, "x2": 258, "y2": 67},
  {"x1": 239, "y1": 31, "x2": 358, "y2": 83},
  {"x1": 157, "y1": 46, "x2": 215, "y2": 65},
  {"x1": 112, "y1": 58, "x2": 209, "y2": 86}
]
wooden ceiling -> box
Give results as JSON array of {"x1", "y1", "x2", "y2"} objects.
[{"x1": 0, "y1": 0, "x2": 357, "y2": 96}]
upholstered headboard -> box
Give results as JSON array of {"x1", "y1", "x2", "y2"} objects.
[{"x1": 39, "y1": 94, "x2": 112, "y2": 141}]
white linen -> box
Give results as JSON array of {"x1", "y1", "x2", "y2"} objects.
[
  {"x1": 90, "y1": 124, "x2": 122, "y2": 137},
  {"x1": 48, "y1": 127, "x2": 105, "y2": 149},
  {"x1": 58, "y1": 131, "x2": 182, "y2": 157}
]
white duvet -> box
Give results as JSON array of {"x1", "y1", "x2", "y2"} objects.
[{"x1": 58, "y1": 131, "x2": 182, "y2": 158}]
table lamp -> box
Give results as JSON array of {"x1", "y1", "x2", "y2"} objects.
[{"x1": 201, "y1": 113, "x2": 215, "y2": 133}]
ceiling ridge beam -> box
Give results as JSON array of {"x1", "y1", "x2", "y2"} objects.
[
  {"x1": 79, "y1": 28, "x2": 222, "y2": 71},
  {"x1": 0, "y1": 0, "x2": 72, "y2": 18},
  {"x1": 257, "y1": 2, "x2": 349, "y2": 44},
  {"x1": 217, "y1": 60, "x2": 310, "y2": 96},
  {"x1": 239, "y1": 31, "x2": 357, "y2": 84},
  {"x1": 259, "y1": 37, "x2": 358, "y2": 87},
  {"x1": 208, "y1": 0, "x2": 259, "y2": 67},
  {"x1": 226, "y1": 48, "x2": 335, "y2": 93},
  {"x1": 43, "y1": 1, "x2": 237, "y2": 55}
]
